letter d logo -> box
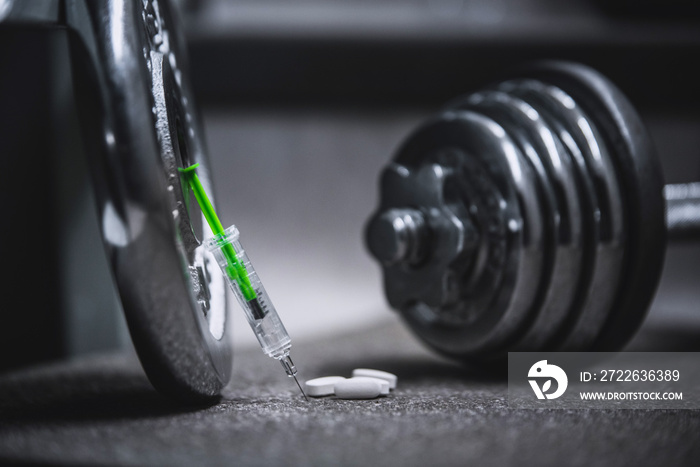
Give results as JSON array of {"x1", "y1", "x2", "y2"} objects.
[{"x1": 528, "y1": 360, "x2": 568, "y2": 400}]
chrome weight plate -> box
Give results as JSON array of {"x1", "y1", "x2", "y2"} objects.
[
  {"x1": 497, "y1": 78, "x2": 625, "y2": 351},
  {"x1": 455, "y1": 89, "x2": 586, "y2": 352},
  {"x1": 66, "y1": 0, "x2": 231, "y2": 402},
  {"x1": 523, "y1": 62, "x2": 665, "y2": 351}
]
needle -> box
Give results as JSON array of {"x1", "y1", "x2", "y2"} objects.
[{"x1": 292, "y1": 373, "x2": 309, "y2": 402}]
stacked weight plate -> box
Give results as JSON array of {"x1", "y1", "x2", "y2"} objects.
[{"x1": 367, "y1": 62, "x2": 666, "y2": 361}]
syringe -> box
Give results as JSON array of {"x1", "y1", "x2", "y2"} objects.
[{"x1": 180, "y1": 164, "x2": 308, "y2": 401}]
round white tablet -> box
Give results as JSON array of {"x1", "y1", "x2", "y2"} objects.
[
  {"x1": 352, "y1": 368, "x2": 398, "y2": 389},
  {"x1": 304, "y1": 376, "x2": 346, "y2": 397},
  {"x1": 334, "y1": 377, "x2": 383, "y2": 400}
]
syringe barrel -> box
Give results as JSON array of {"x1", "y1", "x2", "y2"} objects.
[{"x1": 205, "y1": 225, "x2": 292, "y2": 359}]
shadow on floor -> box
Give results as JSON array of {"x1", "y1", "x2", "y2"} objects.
[{"x1": 0, "y1": 356, "x2": 204, "y2": 425}]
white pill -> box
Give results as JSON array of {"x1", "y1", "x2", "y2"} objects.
[
  {"x1": 304, "y1": 376, "x2": 346, "y2": 397},
  {"x1": 334, "y1": 377, "x2": 384, "y2": 400},
  {"x1": 352, "y1": 368, "x2": 398, "y2": 389},
  {"x1": 349, "y1": 376, "x2": 390, "y2": 395}
]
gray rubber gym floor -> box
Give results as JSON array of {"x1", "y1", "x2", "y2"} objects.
[{"x1": 1, "y1": 316, "x2": 699, "y2": 467}]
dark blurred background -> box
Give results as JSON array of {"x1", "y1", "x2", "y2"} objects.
[{"x1": 1, "y1": 0, "x2": 700, "y2": 369}]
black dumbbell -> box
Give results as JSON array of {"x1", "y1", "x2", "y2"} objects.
[{"x1": 365, "y1": 61, "x2": 700, "y2": 361}]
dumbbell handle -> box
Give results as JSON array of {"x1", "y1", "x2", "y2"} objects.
[{"x1": 665, "y1": 183, "x2": 700, "y2": 242}]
